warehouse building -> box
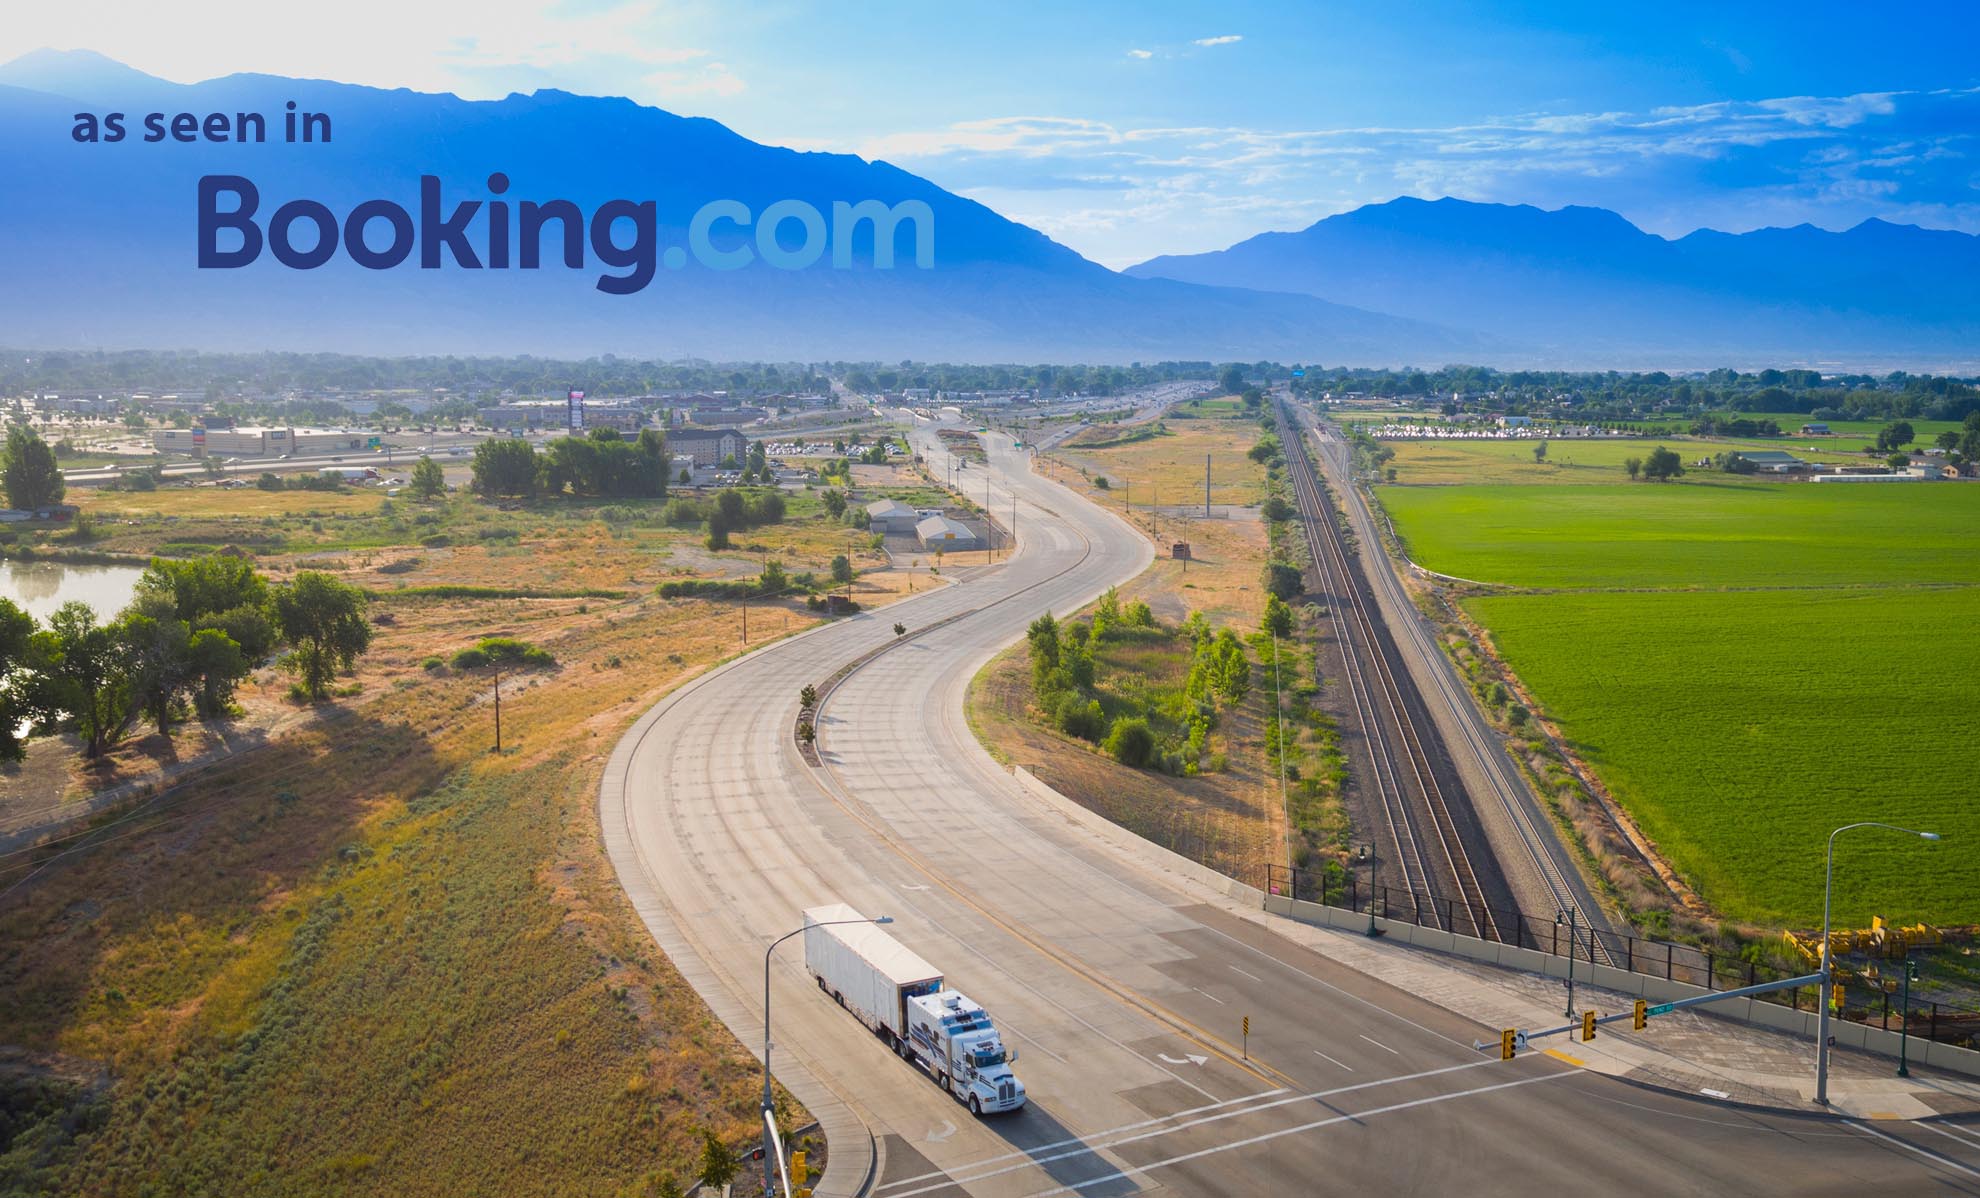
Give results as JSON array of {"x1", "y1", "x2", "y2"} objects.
[
  {"x1": 865, "y1": 498, "x2": 920, "y2": 534},
  {"x1": 916, "y1": 514, "x2": 981, "y2": 551},
  {"x1": 152, "y1": 426, "x2": 370, "y2": 457}
]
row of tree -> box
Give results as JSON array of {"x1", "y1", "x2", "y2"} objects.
[
  {"x1": 470, "y1": 429, "x2": 671, "y2": 499},
  {"x1": 0, "y1": 557, "x2": 371, "y2": 760}
]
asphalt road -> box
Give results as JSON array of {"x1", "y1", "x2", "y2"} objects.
[{"x1": 602, "y1": 422, "x2": 1979, "y2": 1196}]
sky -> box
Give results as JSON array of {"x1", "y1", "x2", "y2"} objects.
[{"x1": 5, "y1": 1, "x2": 1977, "y2": 266}]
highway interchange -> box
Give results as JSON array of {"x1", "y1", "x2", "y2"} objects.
[{"x1": 603, "y1": 411, "x2": 1980, "y2": 1196}]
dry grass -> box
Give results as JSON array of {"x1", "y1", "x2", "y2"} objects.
[{"x1": 0, "y1": 492, "x2": 901, "y2": 1194}]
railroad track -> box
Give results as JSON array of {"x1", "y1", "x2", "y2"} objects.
[
  {"x1": 1287, "y1": 403, "x2": 1620, "y2": 968},
  {"x1": 1276, "y1": 403, "x2": 1499, "y2": 942}
]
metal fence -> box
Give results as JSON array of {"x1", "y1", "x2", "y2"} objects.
[{"x1": 1260, "y1": 863, "x2": 1979, "y2": 1049}]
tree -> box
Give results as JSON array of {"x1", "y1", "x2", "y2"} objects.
[
  {"x1": 0, "y1": 598, "x2": 36, "y2": 761},
  {"x1": 471, "y1": 438, "x2": 538, "y2": 497},
  {"x1": 1261, "y1": 561, "x2": 1302, "y2": 600},
  {"x1": 24, "y1": 602, "x2": 135, "y2": 757},
  {"x1": 821, "y1": 489, "x2": 848, "y2": 519},
  {"x1": 1262, "y1": 594, "x2": 1293, "y2": 638},
  {"x1": 1641, "y1": 446, "x2": 1684, "y2": 482},
  {"x1": 409, "y1": 455, "x2": 446, "y2": 499},
  {"x1": 1876, "y1": 420, "x2": 1915, "y2": 452},
  {"x1": 1104, "y1": 716, "x2": 1155, "y2": 767},
  {"x1": 830, "y1": 554, "x2": 853, "y2": 586},
  {"x1": 1886, "y1": 451, "x2": 1912, "y2": 472},
  {"x1": 1532, "y1": 439, "x2": 1548, "y2": 464},
  {"x1": 271, "y1": 572, "x2": 372, "y2": 699},
  {"x1": 3, "y1": 426, "x2": 64, "y2": 510},
  {"x1": 1623, "y1": 456, "x2": 1642, "y2": 481},
  {"x1": 698, "y1": 1131, "x2": 739, "y2": 1191},
  {"x1": 185, "y1": 628, "x2": 248, "y2": 716},
  {"x1": 1937, "y1": 429, "x2": 1962, "y2": 453},
  {"x1": 1218, "y1": 364, "x2": 1245, "y2": 395},
  {"x1": 120, "y1": 600, "x2": 194, "y2": 737}
]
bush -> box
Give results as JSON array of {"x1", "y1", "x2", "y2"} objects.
[
  {"x1": 1055, "y1": 693, "x2": 1107, "y2": 742},
  {"x1": 1261, "y1": 495, "x2": 1294, "y2": 522},
  {"x1": 1104, "y1": 717, "x2": 1155, "y2": 767},
  {"x1": 419, "y1": 533, "x2": 452, "y2": 548},
  {"x1": 1262, "y1": 561, "x2": 1303, "y2": 600},
  {"x1": 420, "y1": 656, "x2": 445, "y2": 672}
]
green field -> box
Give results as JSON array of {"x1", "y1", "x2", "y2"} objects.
[
  {"x1": 1383, "y1": 483, "x2": 1980, "y2": 589},
  {"x1": 1468, "y1": 587, "x2": 1980, "y2": 925},
  {"x1": 1384, "y1": 435, "x2": 1900, "y2": 486},
  {"x1": 1382, "y1": 480, "x2": 1980, "y2": 926}
]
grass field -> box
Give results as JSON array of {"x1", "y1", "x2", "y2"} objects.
[
  {"x1": 1380, "y1": 477, "x2": 1980, "y2": 926},
  {"x1": 1380, "y1": 437, "x2": 1889, "y2": 485},
  {"x1": 1382, "y1": 483, "x2": 1980, "y2": 589},
  {"x1": 1049, "y1": 418, "x2": 1271, "y2": 512},
  {"x1": 1467, "y1": 587, "x2": 1980, "y2": 925}
]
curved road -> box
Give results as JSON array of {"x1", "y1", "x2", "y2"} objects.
[{"x1": 603, "y1": 426, "x2": 1978, "y2": 1197}]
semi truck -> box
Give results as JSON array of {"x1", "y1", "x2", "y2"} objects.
[{"x1": 802, "y1": 904, "x2": 1026, "y2": 1115}]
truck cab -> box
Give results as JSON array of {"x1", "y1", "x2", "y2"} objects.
[{"x1": 907, "y1": 990, "x2": 1026, "y2": 1114}]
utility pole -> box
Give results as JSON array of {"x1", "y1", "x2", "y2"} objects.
[
  {"x1": 491, "y1": 666, "x2": 503, "y2": 752},
  {"x1": 1205, "y1": 453, "x2": 1211, "y2": 517}
]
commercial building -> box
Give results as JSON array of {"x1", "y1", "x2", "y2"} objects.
[
  {"x1": 152, "y1": 426, "x2": 370, "y2": 457},
  {"x1": 670, "y1": 427, "x2": 749, "y2": 467},
  {"x1": 1731, "y1": 450, "x2": 1809, "y2": 473},
  {"x1": 916, "y1": 514, "x2": 981, "y2": 552},
  {"x1": 865, "y1": 498, "x2": 920, "y2": 534}
]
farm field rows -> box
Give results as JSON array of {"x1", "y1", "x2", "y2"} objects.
[
  {"x1": 1381, "y1": 482, "x2": 1980, "y2": 589},
  {"x1": 1378, "y1": 475, "x2": 1980, "y2": 926},
  {"x1": 1467, "y1": 586, "x2": 1980, "y2": 925}
]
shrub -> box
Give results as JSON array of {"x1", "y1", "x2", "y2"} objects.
[
  {"x1": 420, "y1": 656, "x2": 445, "y2": 672},
  {"x1": 419, "y1": 533, "x2": 452, "y2": 548},
  {"x1": 1104, "y1": 717, "x2": 1155, "y2": 767},
  {"x1": 1055, "y1": 693, "x2": 1107, "y2": 742},
  {"x1": 1262, "y1": 561, "x2": 1303, "y2": 600}
]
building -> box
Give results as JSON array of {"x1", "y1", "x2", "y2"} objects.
[
  {"x1": 865, "y1": 498, "x2": 920, "y2": 535},
  {"x1": 670, "y1": 427, "x2": 749, "y2": 467},
  {"x1": 916, "y1": 514, "x2": 981, "y2": 552},
  {"x1": 477, "y1": 401, "x2": 564, "y2": 430},
  {"x1": 1731, "y1": 450, "x2": 1808, "y2": 473},
  {"x1": 1497, "y1": 415, "x2": 1534, "y2": 429},
  {"x1": 1800, "y1": 422, "x2": 1832, "y2": 435},
  {"x1": 580, "y1": 402, "x2": 649, "y2": 433},
  {"x1": 152, "y1": 426, "x2": 369, "y2": 457}
]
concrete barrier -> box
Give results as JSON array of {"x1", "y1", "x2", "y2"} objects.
[{"x1": 1274, "y1": 897, "x2": 1980, "y2": 1079}]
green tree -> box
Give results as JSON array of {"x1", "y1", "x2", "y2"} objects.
[
  {"x1": 758, "y1": 558, "x2": 789, "y2": 595},
  {"x1": 471, "y1": 437, "x2": 538, "y2": 497},
  {"x1": 121, "y1": 599, "x2": 194, "y2": 737},
  {"x1": 185, "y1": 628, "x2": 249, "y2": 716},
  {"x1": 1262, "y1": 593, "x2": 1293, "y2": 638},
  {"x1": 1886, "y1": 451, "x2": 1912, "y2": 472},
  {"x1": 1218, "y1": 364, "x2": 1245, "y2": 395},
  {"x1": 25, "y1": 602, "x2": 135, "y2": 756},
  {"x1": 271, "y1": 572, "x2": 372, "y2": 699},
  {"x1": 821, "y1": 488, "x2": 848, "y2": 519},
  {"x1": 0, "y1": 598, "x2": 36, "y2": 761},
  {"x1": 409, "y1": 455, "x2": 446, "y2": 499},
  {"x1": 1532, "y1": 439, "x2": 1548, "y2": 463},
  {"x1": 1641, "y1": 446, "x2": 1684, "y2": 482},
  {"x1": 1104, "y1": 716, "x2": 1155, "y2": 767},
  {"x1": 3, "y1": 426, "x2": 65, "y2": 510},
  {"x1": 697, "y1": 1131, "x2": 738, "y2": 1191},
  {"x1": 1623, "y1": 456, "x2": 1642, "y2": 481},
  {"x1": 1876, "y1": 420, "x2": 1915, "y2": 451},
  {"x1": 1261, "y1": 561, "x2": 1303, "y2": 600},
  {"x1": 830, "y1": 554, "x2": 853, "y2": 585}
]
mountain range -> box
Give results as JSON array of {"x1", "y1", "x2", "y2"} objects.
[{"x1": 1, "y1": 49, "x2": 1976, "y2": 368}]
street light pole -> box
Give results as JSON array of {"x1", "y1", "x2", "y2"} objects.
[
  {"x1": 1816, "y1": 822, "x2": 1941, "y2": 1105},
  {"x1": 1558, "y1": 908, "x2": 1576, "y2": 1019},
  {"x1": 761, "y1": 915, "x2": 892, "y2": 1197},
  {"x1": 1898, "y1": 955, "x2": 1918, "y2": 1078}
]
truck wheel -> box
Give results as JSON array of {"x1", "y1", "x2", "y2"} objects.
[
  {"x1": 937, "y1": 1071, "x2": 949, "y2": 1092},
  {"x1": 969, "y1": 1096, "x2": 982, "y2": 1116}
]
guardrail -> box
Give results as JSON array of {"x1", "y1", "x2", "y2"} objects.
[{"x1": 1260, "y1": 863, "x2": 1979, "y2": 1049}]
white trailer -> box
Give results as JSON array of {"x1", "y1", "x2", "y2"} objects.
[{"x1": 802, "y1": 905, "x2": 1026, "y2": 1115}]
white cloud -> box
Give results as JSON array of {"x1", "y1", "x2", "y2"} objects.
[
  {"x1": 1127, "y1": 48, "x2": 1154, "y2": 59},
  {"x1": 1193, "y1": 35, "x2": 1243, "y2": 47}
]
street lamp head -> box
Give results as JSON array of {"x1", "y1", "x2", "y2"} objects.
[
  {"x1": 874, "y1": 915, "x2": 894, "y2": 924},
  {"x1": 1920, "y1": 832, "x2": 1943, "y2": 841}
]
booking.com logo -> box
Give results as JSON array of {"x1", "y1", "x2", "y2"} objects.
[{"x1": 196, "y1": 173, "x2": 937, "y2": 294}]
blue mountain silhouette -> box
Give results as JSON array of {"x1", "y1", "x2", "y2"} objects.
[
  {"x1": 0, "y1": 50, "x2": 1470, "y2": 363},
  {"x1": 1127, "y1": 196, "x2": 1980, "y2": 367}
]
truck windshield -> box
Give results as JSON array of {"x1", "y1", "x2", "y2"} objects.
[{"x1": 972, "y1": 1045, "x2": 1006, "y2": 1068}]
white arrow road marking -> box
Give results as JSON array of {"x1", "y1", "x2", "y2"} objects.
[
  {"x1": 899, "y1": 884, "x2": 930, "y2": 892},
  {"x1": 1157, "y1": 1052, "x2": 1210, "y2": 1067},
  {"x1": 926, "y1": 1119, "x2": 956, "y2": 1144}
]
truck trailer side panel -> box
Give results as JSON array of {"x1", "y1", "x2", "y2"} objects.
[{"x1": 802, "y1": 904, "x2": 942, "y2": 1039}]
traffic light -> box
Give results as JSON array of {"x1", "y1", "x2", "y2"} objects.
[
  {"x1": 1632, "y1": 999, "x2": 1646, "y2": 1030},
  {"x1": 1581, "y1": 1010, "x2": 1596, "y2": 1042},
  {"x1": 1499, "y1": 1028, "x2": 1517, "y2": 1060}
]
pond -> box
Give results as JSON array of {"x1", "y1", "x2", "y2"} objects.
[{"x1": 0, "y1": 560, "x2": 146, "y2": 625}]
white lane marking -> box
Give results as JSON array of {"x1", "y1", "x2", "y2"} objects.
[
  {"x1": 1936, "y1": 1122, "x2": 1980, "y2": 1149},
  {"x1": 1192, "y1": 922, "x2": 1475, "y2": 1052},
  {"x1": 1921, "y1": 1121, "x2": 1980, "y2": 1158},
  {"x1": 1018, "y1": 1071, "x2": 1571, "y2": 1197},
  {"x1": 1229, "y1": 965, "x2": 1263, "y2": 983},
  {"x1": 1193, "y1": 987, "x2": 1226, "y2": 1005},
  {"x1": 1157, "y1": 1052, "x2": 1209, "y2": 1067},
  {"x1": 1359, "y1": 1034, "x2": 1400, "y2": 1055},
  {"x1": 1849, "y1": 1121, "x2": 1980, "y2": 1179},
  {"x1": 1311, "y1": 1049, "x2": 1353, "y2": 1071},
  {"x1": 874, "y1": 1086, "x2": 1291, "y2": 1192},
  {"x1": 882, "y1": 1057, "x2": 1506, "y2": 1198}
]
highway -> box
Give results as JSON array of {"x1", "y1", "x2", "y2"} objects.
[{"x1": 602, "y1": 419, "x2": 1979, "y2": 1196}]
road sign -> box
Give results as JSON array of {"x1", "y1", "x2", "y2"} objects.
[
  {"x1": 1646, "y1": 1003, "x2": 1675, "y2": 1017},
  {"x1": 1513, "y1": 1030, "x2": 1529, "y2": 1052}
]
